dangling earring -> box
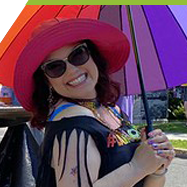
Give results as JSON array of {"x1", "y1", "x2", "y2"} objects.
[{"x1": 48, "y1": 86, "x2": 54, "y2": 108}]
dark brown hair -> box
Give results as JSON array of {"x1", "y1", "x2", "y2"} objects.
[{"x1": 31, "y1": 40, "x2": 121, "y2": 129}]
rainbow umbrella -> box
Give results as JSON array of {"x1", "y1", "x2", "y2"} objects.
[{"x1": 1, "y1": 5, "x2": 187, "y2": 133}]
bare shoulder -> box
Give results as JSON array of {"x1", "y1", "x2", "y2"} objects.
[{"x1": 52, "y1": 101, "x2": 95, "y2": 121}]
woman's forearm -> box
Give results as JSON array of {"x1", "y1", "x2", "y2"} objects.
[
  {"x1": 143, "y1": 175, "x2": 166, "y2": 187},
  {"x1": 93, "y1": 162, "x2": 146, "y2": 187}
]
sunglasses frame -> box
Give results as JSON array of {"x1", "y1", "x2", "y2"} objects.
[{"x1": 40, "y1": 43, "x2": 90, "y2": 78}]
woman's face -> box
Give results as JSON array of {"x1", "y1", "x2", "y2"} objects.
[{"x1": 44, "y1": 42, "x2": 99, "y2": 100}]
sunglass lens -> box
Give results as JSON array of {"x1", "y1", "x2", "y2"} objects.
[
  {"x1": 45, "y1": 60, "x2": 66, "y2": 78},
  {"x1": 69, "y1": 46, "x2": 89, "y2": 66}
]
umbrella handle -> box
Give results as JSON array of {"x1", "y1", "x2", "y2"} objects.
[
  {"x1": 146, "y1": 125, "x2": 154, "y2": 139},
  {"x1": 126, "y1": 5, "x2": 154, "y2": 139}
]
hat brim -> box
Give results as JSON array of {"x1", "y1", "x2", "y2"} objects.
[{"x1": 14, "y1": 18, "x2": 130, "y2": 111}]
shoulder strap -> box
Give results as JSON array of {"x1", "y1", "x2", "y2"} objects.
[
  {"x1": 48, "y1": 103, "x2": 76, "y2": 121},
  {"x1": 109, "y1": 106, "x2": 130, "y2": 122},
  {"x1": 109, "y1": 106, "x2": 122, "y2": 118}
]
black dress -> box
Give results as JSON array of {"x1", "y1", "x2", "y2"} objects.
[{"x1": 36, "y1": 110, "x2": 145, "y2": 187}]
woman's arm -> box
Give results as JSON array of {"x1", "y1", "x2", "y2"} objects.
[
  {"x1": 93, "y1": 159, "x2": 145, "y2": 187},
  {"x1": 50, "y1": 104, "x2": 170, "y2": 187},
  {"x1": 51, "y1": 129, "x2": 146, "y2": 187},
  {"x1": 143, "y1": 174, "x2": 165, "y2": 187}
]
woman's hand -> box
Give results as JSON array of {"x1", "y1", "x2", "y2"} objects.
[
  {"x1": 130, "y1": 131, "x2": 168, "y2": 176},
  {"x1": 143, "y1": 128, "x2": 175, "y2": 172}
]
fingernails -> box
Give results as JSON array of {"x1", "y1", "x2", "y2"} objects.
[
  {"x1": 159, "y1": 132, "x2": 163, "y2": 136},
  {"x1": 148, "y1": 140, "x2": 154, "y2": 145},
  {"x1": 148, "y1": 132, "x2": 154, "y2": 137},
  {"x1": 152, "y1": 143, "x2": 158, "y2": 149},
  {"x1": 157, "y1": 150, "x2": 163, "y2": 154}
]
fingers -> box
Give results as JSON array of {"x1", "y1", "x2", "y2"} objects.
[
  {"x1": 145, "y1": 129, "x2": 172, "y2": 150},
  {"x1": 149, "y1": 135, "x2": 168, "y2": 144},
  {"x1": 140, "y1": 127, "x2": 147, "y2": 141},
  {"x1": 151, "y1": 141, "x2": 173, "y2": 150},
  {"x1": 146, "y1": 138, "x2": 175, "y2": 163},
  {"x1": 138, "y1": 141, "x2": 172, "y2": 173},
  {"x1": 141, "y1": 128, "x2": 175, "y2": 170},
  {"x1": 155, "y1": 154, "x2": 169, "y2": 168},
  {"x1": 149, "y1": 129, "x2": 168, "y2": 141},
  {"x1": 157, "y1": 149, "x2": 176, "y2": 159},
  {"x1": 141, "y1": 128, "x2": 168, "y2": 143},
  {"x1": 147, "y1": 142, "x2": 175, "y2": 159},
  {"x1": 147, "y1": 135, "x2": 168, "y2": 146},
  {"x1": 147, "y1": 129, "x2": 175, "y2": 161},
  {"x1": 148, "y1": 129, "x2": 163, "y2": 137}
]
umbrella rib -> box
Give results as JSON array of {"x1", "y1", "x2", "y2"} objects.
[
  {"x1": 0, "y1": 5, "x2": 26, "y2": 44},
  {"x1": 98, "y1": 5, "x2": 107, "y2": 19},
  {"x1": 141, "y1": 5, "x2": 168, "y2": 89},
  {"x1": 119, "y1": 5, "x2": 128, "y2": 95},
  {"x1": 54, "y1": 5, "x2": 66, "y2": 18},
  {"x1": 101, "y1": 5, "x2": 106, "y2": 11},
  {"x1": 166, "y1": 5, "x2": 187, "y2": 41},
  {"x1": 81, "y1": 5, "x2": 90, "y2": 10},
  {"x1": 76, "y1": 5, "x2": 85, "y2": 18},
  {"x1": 0, "y1": 6, "x2": 19, "y2": 25}
]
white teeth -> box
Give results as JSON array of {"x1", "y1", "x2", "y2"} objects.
[{"x1": 68, "y1": 74, "x2": 86, "y2": 86}]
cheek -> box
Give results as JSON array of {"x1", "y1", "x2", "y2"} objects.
[
  {"x1": 52, "y1": 83, "x2": 68, "y2": 96},
  {"x1": 85, "y1": 60, "x2": 99, "y2": 81},
  {"x1": 48, "y1": 78, "x2": 65, "y2": 92}
]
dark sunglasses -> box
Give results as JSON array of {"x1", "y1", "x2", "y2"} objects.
[{"x1": 41, "y1": 43, "x2": 90, "y2": 78}]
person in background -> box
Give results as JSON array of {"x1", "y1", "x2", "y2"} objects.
[
  {"x1": 0, "y1": 84, "x2": 20, "y2": 106},
  {"x1": 14, "y1": 18, "x2": 175, "y2": 187},
  {"x1": 0, "y1": 84, "x2": 12, "y2": 106}
]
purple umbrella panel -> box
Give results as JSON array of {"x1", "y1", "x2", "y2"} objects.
[{"x1": 103, "y1": 5, "x2": 187, "y2": 95}]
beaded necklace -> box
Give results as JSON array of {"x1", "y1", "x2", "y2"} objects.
[{"x1": 76, "y1": 100, "x2": 141, "y2": 148}]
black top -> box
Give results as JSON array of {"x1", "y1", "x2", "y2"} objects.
[{"x1": 36, "y1": 116, "x2": 145, "y2": 187}]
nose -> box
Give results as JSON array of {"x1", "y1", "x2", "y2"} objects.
[{"x1": 65, "y1": 62, "x2": 80, "y2": 76}]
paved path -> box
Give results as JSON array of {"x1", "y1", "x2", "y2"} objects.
[
  {"x1": 166, "y1": 133, "x2": 187, "y2": 140},
  {"x1": 165, "y1": 157, "x2": 187, "y2": 187}
]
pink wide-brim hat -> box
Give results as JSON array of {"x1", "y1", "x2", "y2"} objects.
[{"x1": 14, "y1": 18, "x2": 130, "y2": 112}]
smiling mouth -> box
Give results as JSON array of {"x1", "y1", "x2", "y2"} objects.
[{"x1": 67, "y1": 73, "x2": 87, "y2": 87}]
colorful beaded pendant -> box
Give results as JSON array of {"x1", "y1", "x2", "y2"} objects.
[
  {"x1": 106, "y1": 106, "x2": 141, "y2": 148},
  {"x1": 107, "y1": 125, "x2": 140, "y2": 148}
]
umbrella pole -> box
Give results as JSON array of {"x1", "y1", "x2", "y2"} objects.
[{"x1": 126, "y1": 5, "x2": 153, "y2": 137}]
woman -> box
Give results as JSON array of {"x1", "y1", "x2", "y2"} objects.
[{"x1": 14, "y1": 18, "x2": 175, "y2": 187}]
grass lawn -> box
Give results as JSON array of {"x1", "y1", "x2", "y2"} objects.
[
  {"x1": 135, "y1": 121, "x2": 187, "y2": 134},
  {"x1": 135, "y1": 122, "x2": 187, "y2": 149},
  {"x1": 170, "y1": 140, "x2": 187, "y2": 149},
  {"x1": 153, "y1": 122, "x2": 187, "y2": 133}
]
